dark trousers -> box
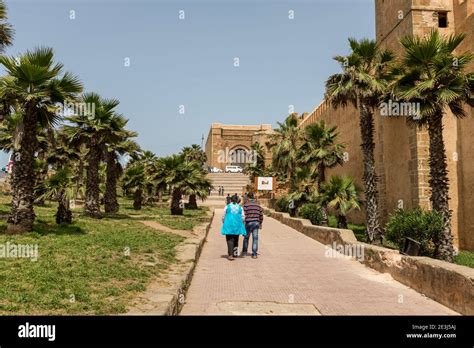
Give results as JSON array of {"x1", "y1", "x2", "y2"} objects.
[{"x1": 225, "y1": 235, "x2": 239, "y2": 256}]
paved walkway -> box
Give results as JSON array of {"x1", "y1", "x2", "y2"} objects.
[{"x1": 180, "y1": 208, "x2": 457, "y2": 315}]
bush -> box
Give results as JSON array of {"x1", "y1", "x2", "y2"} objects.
[
  {"x1": 298, "y1": 203, "x2": 323, "y2": 225},
  {"x1": 275, "y1": 196, "x2": 290, "y2": 213},
  {"x1": 385, "y1": 208, "x2": 443, "y2": 257}
]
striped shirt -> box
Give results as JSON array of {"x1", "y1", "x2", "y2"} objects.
[{"x1": 243, "y1": 200, "x2": 263, "y2": 224}]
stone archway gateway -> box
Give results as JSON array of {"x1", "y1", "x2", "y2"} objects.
[
  {"x1": 204, "y1": 123, "x2": 273, "y2": 170},
  {"x1": 230, "y1": 146, "x2": 250, "y2": 167}
]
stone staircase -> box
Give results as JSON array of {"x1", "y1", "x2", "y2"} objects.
[{"x1": 204, "y1": 173, "x2": 250, "y2": 207}]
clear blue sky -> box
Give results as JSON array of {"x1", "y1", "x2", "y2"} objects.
[{"x1": 1, "y1": 0, "x2": 374, "y2": 164}]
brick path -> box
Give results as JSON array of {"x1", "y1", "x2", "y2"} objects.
[{"x1": 180, "y1": 209, "x2": 457, "y2": 315}]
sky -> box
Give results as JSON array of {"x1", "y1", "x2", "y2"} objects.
[{"x1": 1, "y1": 0, "x2": 375, "y2": 165}]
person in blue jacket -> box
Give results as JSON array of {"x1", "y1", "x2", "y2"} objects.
[{"x1": 221, "y1": 195, "x2": 247, "y2": 260}]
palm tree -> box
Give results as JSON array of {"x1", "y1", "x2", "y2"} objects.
[
  {"x1": 34, "y1": 129, "x2": 56, "y2": 206},
  {"x1": 181, "y1": 144, "x2": 209, "y2": 208},
  {"x1": 64, "y1": 93, "x2": 121, "y2": 218},
  {"x1": 103, "y1": 120, "x2": 138, "y2": 213},
  {"x1": 325, "y1": 38, "x2": 395, "y2": 244},
  {"x1": 287, "y1": 165, "x2": 318, "y2": 217},
  {"x1": 182, "y1": 144, "x2": 207, "y2": 164},
  {"x1": 395, "y1": 30, "x2": 474, "y2": 261},
  {"x1": 56, "y1": 124, "x2": 88, "y2": 200},
  {"x1": 0, "y1": 110, "x2": 19, "y2": 151},
  {"x1": 268, "y1": 113, "x2": 302, "y2": 192},
  {"x1": 0, "y1": 47, "x2": 83, "y2": 233},
  {"x1": 149, "y1": 157, "x2": 167, "y2": 202},
  {"x1": 299, "y1": 121, "x2": 346, "y2": 225},
  {"x1": 161, "y1": 154, "x2": 205, "y2": 215},
  {"x1": 122, "y1": 163, "x2": 146, "y2": 210},
  {"x1": 321, "y1": 175, "x2": 362, "y2": 228},
  {"x1": 0, "y1": 0, "x2": 13, "y2": 56},
  {"x1": 186, "y1": 169, "x2": 212, "y2": 209},
  {"x1": 38, "y1": 167, "x2": 74, "y2": 224},
  {"x1": 245, "y1": 142, "x2": 266, "y2": 181},
  {"x1": 139, "y1": 150, "x2": 159, "y2": 203}
]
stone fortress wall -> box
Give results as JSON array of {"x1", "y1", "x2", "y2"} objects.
[{"x1": 299, "y1": 0, "x2": 474, "y2": 250}]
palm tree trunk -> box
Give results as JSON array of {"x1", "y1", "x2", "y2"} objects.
[
  {"x1": 171, "y1": 188, "x2": 183, "y2": 215},
  {"x1": 133, "y1": 187, "x2": 143, "y2": 210},
  {"x1": 156, "y1": 185, "x2": 163, "y2": 202},
  {"x1": 359, "y1": 102, "x2": 382, "y2": 244},
  {"x1": 84, "y1": 137, "x2": 102, "y2": 218},
  {"x1": 35, "y1": 151, "x2": 48, "y2": 206},
  {"x1": 427, "y1": 112, "x2": 454, "y2": 262},
  {"x1": 104, "y1": 152, "x2": 119, "y2": 214},
  {"x1": 188, "y1": 193, "x2": 198, "y2": 209},
  {"x1": 7, "y1": 107, "x2": 37, "y2": 233},
  {"x1": 56, "y1": 189, "x2": 72, "y2": 224},
  {"x1": 337, "y1": 214, "x2": 348, "y2": 229},
  {"x1": 289, "y1": 162, "x2": 298, "y2": 193},
  {"x1": 75, "y1": 158, "x2": 84, "y2": 200},
  {"x1": 317, "y1": 163, "x2": 329, "y2": 226}
]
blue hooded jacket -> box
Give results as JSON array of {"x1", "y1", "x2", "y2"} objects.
[{"x1": 221, "y1": 203, "x2": 247, "y2": 236}]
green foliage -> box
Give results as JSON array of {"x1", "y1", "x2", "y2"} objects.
[
  {"x1": 299, "y1": 121, "x2": 346, "y2": 182},
  {"x1": 38, "y1": 167, "x2": 74, "y2": 201},
  {"x1": 298, "y1": 203, "x2": 324, "y2": 225},
  {"x1": 325, "y1": 38, "x2": 396, "y2": 108},
  {"x1": 181, "y1": 144, "x2": 207, "y2": 166},
  {"x1": 396, "y1": 30, "x2": 474, "y2": 125},
  {"x1": 122, "y1": 163, "x2": 145, "y2": 193},
  {"x1": 275, "y1": 196, "x2": 290, "y2": 213},
  {"x1": 385, "y1": 208, "x2": 444, "y2": 257},
  {"x1": 268, "y1": 113, "x2": 302, "y2": 192},
  {"x1": 321, "y1": 175, "x2": 362, "y2": 216}
]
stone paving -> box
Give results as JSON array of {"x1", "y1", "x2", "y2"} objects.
[{"x1": 180, "y1": 208, "x2": 457, "y2": 315}]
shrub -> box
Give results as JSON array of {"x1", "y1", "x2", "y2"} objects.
[
  {"x1": 298, "y1": 203, "x2": 324, "y2": 225},
  {"x1": 385, "y1": 208, "x2": 443, "y2": 257},
  {"x1": 275, "y1": 196, "x2": 290, "y2": 213}
]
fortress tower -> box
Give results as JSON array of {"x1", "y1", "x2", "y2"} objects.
[{"x1": 299, "y1": 0, "x2": 474, "y2": 250}]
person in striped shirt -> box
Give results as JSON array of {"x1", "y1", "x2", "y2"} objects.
[{"x1": 241, "y1": 192, "x2": 263, "y2": 259}]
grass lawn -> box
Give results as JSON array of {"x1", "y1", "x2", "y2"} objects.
[
  {"x1": 0, "y1": 195, "x2": 208, "y2": 315},
  {"x1": 454, "y1": 251, "x2": 474, "y2": 268},
  {"x1": 119, "y1": 199, "x2": 209, "y2": 230},
  {"x1": 327, "y1": 215, "x2": 367, "y2": 242}
]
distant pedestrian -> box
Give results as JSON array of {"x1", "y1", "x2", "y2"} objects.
[
  {"x1": 233, "y1": 193, "x2": 241, "y2": 204},
  {"x1": 218, "y1": 186, "x2": 222, "y2": 196},
  {"x1": 221, "y1": 195, "x2": 247, "y2": 261},
  {"x1": 226, "y1": 194, "x2": 231, "y2": 205},
  {"x1": 241, "y1": 192, "x2": 263, "y2": 259},
  {"x1": 221, "y1": 186, "x2": 225, "y2": 196}
]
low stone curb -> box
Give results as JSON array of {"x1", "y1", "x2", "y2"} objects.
[
  {"x1": 127, "y1": 210, "x2": 215, "y2": 316},
  {"x1": 165, "y1": 210, "x2": 215, "y2": 316},
  {"x1": 263, "y1": 207, "x2": 474, "y2": 315}
]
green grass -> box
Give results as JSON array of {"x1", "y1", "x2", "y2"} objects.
[
  {"x1": 0, "y1": 195, "x2": 212, "y2": 315},
  {"x1": 327, "y1": 215, "x2": 399, "y2": 249},
  {"x1": 327, "y1": 215, "x2": 366, "y2": 242},
  {"x1": 454, "y1": 251, "x2": 474, "y2": 268},
  {"x1": 131, "y1": 203, "x2": 210, "y2": 230}
]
